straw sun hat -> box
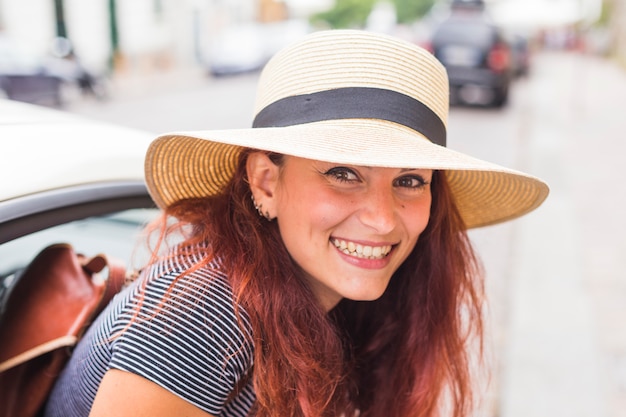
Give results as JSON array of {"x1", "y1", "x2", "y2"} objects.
[{"x1": 145, "y1": 29, "x2": 548, "y2": 228}]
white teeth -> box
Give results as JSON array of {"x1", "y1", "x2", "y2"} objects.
[{"x1": 332, "y1": 239, "x2": 392, "y2": 260}]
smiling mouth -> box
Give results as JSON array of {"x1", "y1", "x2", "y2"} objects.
[{"x1": 332, "y1": 239, "x2": 393, "y2": 260}]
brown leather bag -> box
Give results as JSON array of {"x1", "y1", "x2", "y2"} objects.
[{"x1": 0, "y1": 243, "x2": 127, "y2": 417}]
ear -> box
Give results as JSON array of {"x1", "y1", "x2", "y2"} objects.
[{"x1": 246, "y1": 152, "x2": 280, "y2": 217}]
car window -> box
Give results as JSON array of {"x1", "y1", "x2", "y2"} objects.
[
  {"x1": 433, "y1": 21, "x2": 495, "y2": 46},
  {"x1": 0, "y1": 207, "x2": 160, "y2": 280}
]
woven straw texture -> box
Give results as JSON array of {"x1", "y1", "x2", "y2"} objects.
[{"x1": 144, "y1": 30, "x2": 549, "y2": 228}]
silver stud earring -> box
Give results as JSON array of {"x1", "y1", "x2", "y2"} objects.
[{"x1": 251, "y1": 194, "x2": 273, "y2": 221}]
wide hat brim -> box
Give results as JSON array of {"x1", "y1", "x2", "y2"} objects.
[
  {"x1": 145, "y1": 29, "x2": 548, "y2": 229},
  {"x1": 145, "y1": 118, "x2": 548, "y2": 229}
]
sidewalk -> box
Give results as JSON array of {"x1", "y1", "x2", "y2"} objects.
[{"x1": 499, "y1": 51, "x2": 626, "y2": 417}]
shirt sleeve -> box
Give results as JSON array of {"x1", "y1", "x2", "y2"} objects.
[{"x1": 108, "y1": 267, "x2": 254, "y2": 415}]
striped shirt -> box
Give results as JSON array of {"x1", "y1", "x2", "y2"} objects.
[{"x1": 44, "y1": 249, "x2": 256, "y2": 416}]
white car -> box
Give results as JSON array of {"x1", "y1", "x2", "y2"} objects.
[
  {"x1": 0, "y1": 99, "x2": 160, "y2": 303},
  {"x1": 206, "y1": 19, "x2": 312, "y2": 76}
]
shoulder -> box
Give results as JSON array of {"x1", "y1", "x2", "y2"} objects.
[
  {"x1": 109, "y1": 248, "x2": 255, "y2": 407},
  {"x1": 137, "y1": 246, "x2": 253, "y2": 344}
]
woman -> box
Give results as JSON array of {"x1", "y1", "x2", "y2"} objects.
[{"x1": 46, "y1": 30, "x2": 548, "y2": 417}]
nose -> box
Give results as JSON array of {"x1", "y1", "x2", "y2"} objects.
[{"x1": 357, "y1": 185, "x2": 397, "y2": 234}]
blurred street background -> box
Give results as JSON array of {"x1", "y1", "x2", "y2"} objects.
[{"x1": 2, "y1": 0, "x2": 625, "y2": 416}]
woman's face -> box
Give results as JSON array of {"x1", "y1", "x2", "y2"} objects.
[{"x1": 270, "y1": 156, "x2": 433, "y2": 311}]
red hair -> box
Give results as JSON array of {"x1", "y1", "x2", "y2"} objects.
[{"x1": 148, "y1": 149, "x2": 485, "y2": 417}]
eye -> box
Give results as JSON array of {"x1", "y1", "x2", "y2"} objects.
[
  {"x1": 323, "y1": 167, "x2": 360, "y2": 183},
  {"x1": 394, "y1": 175, "x2": 429, "y2": 189}
]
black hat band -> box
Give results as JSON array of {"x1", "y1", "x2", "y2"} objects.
[{"x1": 252, "y1": 87, "x2": 446, "y2": 147}]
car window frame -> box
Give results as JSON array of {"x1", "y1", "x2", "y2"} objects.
[{"x1": 0, "y1": 181, "x2": 155, "y2": 245}]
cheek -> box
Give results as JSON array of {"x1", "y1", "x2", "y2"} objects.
[
  {"x1": 307, "y1": 198, "x2": 354, "y2": 236},
  {"x1": 277, "y1": 186, "x2": 346, "y2": 241},
  {"x1": 281, "y1": 183, "x2": 352, "y2": 223},
  {"x1": 405, "y1": 197, "x2": 432, "y2": 236}
]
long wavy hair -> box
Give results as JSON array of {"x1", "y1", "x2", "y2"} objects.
[{"x1": 145, "y1": 148, "x2": 485, "y2": 417}]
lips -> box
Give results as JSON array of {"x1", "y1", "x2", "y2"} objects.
[{"x1": 332, "y1": 238, "x2": 392, "y2": 260}]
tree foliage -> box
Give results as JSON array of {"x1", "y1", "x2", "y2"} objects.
[
  {"x1": 310, "y1": 0, "x2": 436, "y2": 29},
  {"x1": 394, "y1": 0, "x2": 436, "y2": 24},
  {"x1": 310, "y1": 0, "x2": 377, "y2": 29}
]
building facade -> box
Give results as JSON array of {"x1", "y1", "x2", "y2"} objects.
[{"x1": 0, "y1": 0, "x2": 327, "y2": 76}]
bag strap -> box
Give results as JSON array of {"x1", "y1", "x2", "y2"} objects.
[{"x1": 82, "y1": 253, "x2": 127, "y2": 320}]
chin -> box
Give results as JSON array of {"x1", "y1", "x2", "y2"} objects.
[{"x1": 344, "y1": 288, "x2": 387, "y2": 302}]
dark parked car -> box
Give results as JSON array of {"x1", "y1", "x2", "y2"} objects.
[
  {"x1": 0, "y1": 99, "x2": 160, "y2": 308},
  {"x1": 509, "y1": 33, "x2": 531, "y2": 77},
  {"x1": 430, "y1": 13, "x2": 513, "y2": 107}
]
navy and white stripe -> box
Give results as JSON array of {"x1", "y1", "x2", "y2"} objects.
[{"x1": 44, "y1": 247, "x2": 256, "y2": 417}]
